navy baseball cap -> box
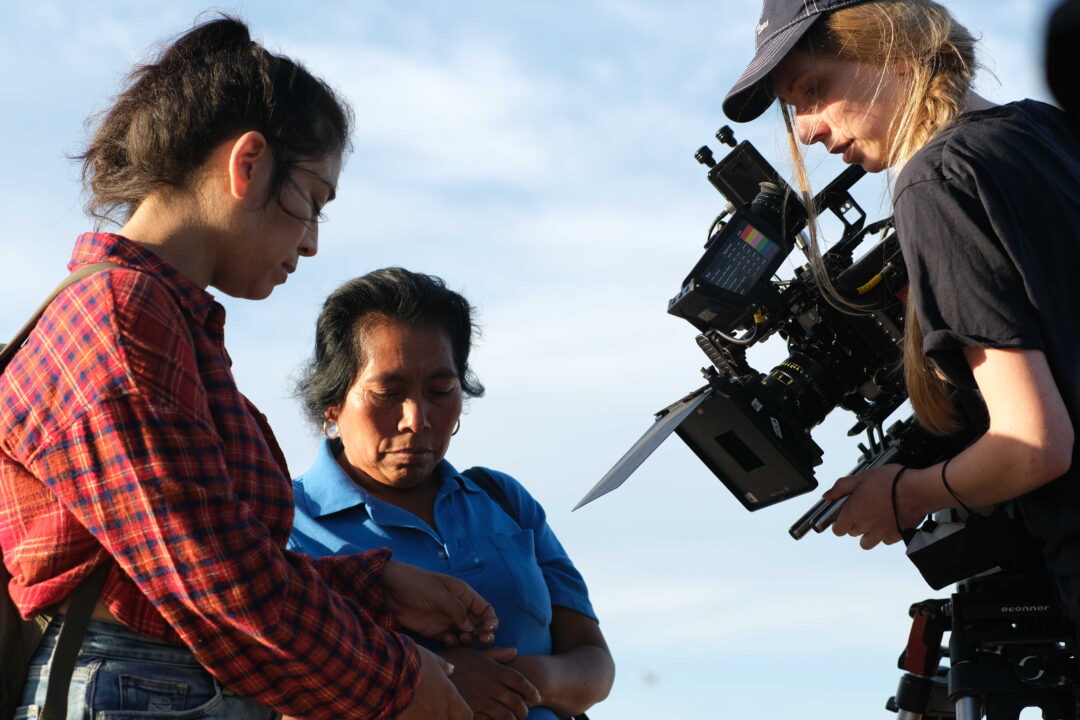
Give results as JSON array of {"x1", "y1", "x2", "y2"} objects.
[{"x1": 723, "y1": 0, "x2": 874, "y2": 122}]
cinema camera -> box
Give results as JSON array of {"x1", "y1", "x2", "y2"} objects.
[
  {"x1": 574, "y1": 126, "x2": 955, "y2": 519},
  {"x1": 575, "y1": 128, "x2": 1079, "y2": 719}
]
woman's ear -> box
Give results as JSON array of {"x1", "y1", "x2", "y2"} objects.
[
  {"x1": 325, "y1": 406, "x2": 340, "y2": 423},
  {"x1": 227, "y1": 130, "x2": 271, "y2": 202}
]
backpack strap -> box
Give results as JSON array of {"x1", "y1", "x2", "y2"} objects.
[
  {"x1": 0, "y1": 262, "x2": 126, "y2": 370},
  {"x1": 461, "y1": 467, "x2": 520, "y2": 527},
  {"x1": 1, "y1": 262, "x2": 124, "y2": 720},
  {"x1": 38, "y1": 562, "x2": 110, "y2": 720}
]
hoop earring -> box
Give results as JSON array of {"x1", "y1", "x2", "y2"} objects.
[
  {"x1": 451, "y1": 419, "x2": 461, "y2": 436},
  {"x1": 323, "y1": 418, "x2": 339, "y2": 440}
]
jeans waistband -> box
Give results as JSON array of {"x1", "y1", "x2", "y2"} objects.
[{"x1": 38, "y1": 614, "x2": 199, "y2": 666}]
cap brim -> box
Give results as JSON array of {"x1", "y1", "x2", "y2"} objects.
[{"x1": 722, "y1": 18, "x2": 816, "y2": 123}]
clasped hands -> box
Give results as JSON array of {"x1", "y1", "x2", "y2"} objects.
[{"x1": 383, "y1": 561, "x2": 540, "y2": 720}]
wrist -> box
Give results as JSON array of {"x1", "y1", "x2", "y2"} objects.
[
  {"x1": 897, "y1": 464, "x2": 952, "y2": 521},
  {"x1": 509, "y1": 654, "x2": 553, "y2": 701}
]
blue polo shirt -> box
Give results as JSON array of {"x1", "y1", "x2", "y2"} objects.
[{"x1": 288, "y1": 440, "x2": 596, "y2": 719}]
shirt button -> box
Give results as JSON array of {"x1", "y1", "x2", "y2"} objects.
[{"x1": 437, "y1": 550, "x2": 448, "y2": 559}]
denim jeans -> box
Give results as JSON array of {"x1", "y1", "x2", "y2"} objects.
[{"x1": 16, "y1": 616, "x2": 277, "y2": 720}]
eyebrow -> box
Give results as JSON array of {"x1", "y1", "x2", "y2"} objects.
[{"x1": 366, "y1": 368, "x2": 459, "y2": 382}]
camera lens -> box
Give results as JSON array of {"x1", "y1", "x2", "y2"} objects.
[{"x1": 762, "y1": 350, "x2": 844, "y2": 429}]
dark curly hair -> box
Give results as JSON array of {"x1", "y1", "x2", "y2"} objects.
[
  {"x1": 78, "y1": 14, "x2": 352, "y2": 226},
  {"x1": 297, "y1": 268, "x2": 485, "y2": 427}
]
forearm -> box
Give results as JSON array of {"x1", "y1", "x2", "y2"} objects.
[
  {"x1": 899, "y1": 429, "x2": 1073, "y2": 520},
  {"x1": 901, "y1": 347, "x2": 1073, "y2": 521},
  {"x1": 512, "y1": 644, "x2": 614, "y2": 717}
]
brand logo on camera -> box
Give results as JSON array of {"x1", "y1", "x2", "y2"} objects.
[{"x1": 1000, "y1": 604, "x2": 1053, "y2": 613}]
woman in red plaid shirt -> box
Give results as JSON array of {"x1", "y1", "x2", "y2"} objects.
[{"x1": 0, "y1": 15, "x2": 495, "y2": 720}]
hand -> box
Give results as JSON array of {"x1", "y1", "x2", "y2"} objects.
[
  {"x1": 398, "y1": 645, "x2": 474, "y2": 720},
  {"x1": 441, "y1": 646, "x2": 541, "y2": 720},
  {"x1": 824, "y1": 463, "x2": 920, "y2": 550},
  {"x1": 382, "y1": 561, "x2": 498, "y2": 647}
]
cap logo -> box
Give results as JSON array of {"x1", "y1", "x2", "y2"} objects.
[{"x1": 756, "y1": 18, "x2": 770, "y2": 36}]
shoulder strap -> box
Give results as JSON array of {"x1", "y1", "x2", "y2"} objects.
[
  {"x1": 38, "y1": 563, "x2": 110, "y2": 720},
  {"x1": 0, "y1": 262, "x2": 126, "y2": 372},
  {"x1": 461, "y1": 467, "x2": 520, "y2": 526}
]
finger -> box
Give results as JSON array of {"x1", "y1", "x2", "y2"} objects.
[
  {"x1": 442, "y1": 576, "x2": 500, "y2": 636},
  {"x1": 441, "y1": 582, "x2": 477, "y2": 634},
  {"x1": 860, "y1": 534, "x2": 881, "y2": 550},
  {"x1": 822, "y1": 475, "x2": 860, "y2": 501},
  {"x1": 500, "y1": 672, "x2": 541, "y2": 707},
  {"x1": 831, "y1": 507, "x2": 853, "y2": 536},
  {"x1": 467, "y1": 596, "x2": 499, "y2": 635},
  {"x1": 479, "y1": 646, "x2": 518, "y2": 663},
  {"x1": 446, "y1": 576, "x2": 498, "y2": 634},
  {"x1": 432, "y1": 653, "x2": 456, "y2": 677},
  {"x1": 444, "y1": 634, "x2": 470, "y2": 651},
  {"x1": 492, "y1": 689, "x2": 530, "y2": 719},
  {"x1": 448, "y1": 690, "x2": 473, "y2": 720}
]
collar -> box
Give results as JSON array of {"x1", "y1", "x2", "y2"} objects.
[
  {"x1": 69, "y1": 233, "x2": 217, "y2": 327},
  {"x1": 297, "y1": 438, "x2": 480, "y2": 518}
]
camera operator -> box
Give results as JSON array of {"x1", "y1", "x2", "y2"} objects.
[{"x1": 723, "y1": 0, "x2": 1080, "y2": 622}]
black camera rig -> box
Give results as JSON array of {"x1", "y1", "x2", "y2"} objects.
[
  {"x1": 575, "y1": 126, "x2": 956, "y2": 516},
  {"x1": 574, "y1": 127, "x2": 1079, "y2": 718}
]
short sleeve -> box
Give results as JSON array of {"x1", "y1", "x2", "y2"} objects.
[
  {"x1": 487, "y1": 470, "x2": 598, "y2": 621},
  {"x1": 894, "y1": 174, "x2": 1043, "y2": 387}
]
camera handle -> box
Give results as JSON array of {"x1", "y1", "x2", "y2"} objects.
[{"x1": 789, "y1": 442, "x2": 904, "y2": 539}]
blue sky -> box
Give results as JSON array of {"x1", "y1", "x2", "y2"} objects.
[{"x1": 1, "y1": 1, "x2": 1064, "y2": 718}]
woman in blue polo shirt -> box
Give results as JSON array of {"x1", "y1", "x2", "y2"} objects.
[{"x1": 288, "y1": 267, "x2": 614, "y2": 720}]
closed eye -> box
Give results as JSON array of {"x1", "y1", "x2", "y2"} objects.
[{"x1": 368, "y1": 390, "x2": 402, "y2": 402}]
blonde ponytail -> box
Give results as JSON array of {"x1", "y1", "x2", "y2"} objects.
[{"x1": 904, "y1": 297, "x2": 960, "y2": 433}]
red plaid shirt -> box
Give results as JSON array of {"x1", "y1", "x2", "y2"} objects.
[{"x1": 0, "y1": 233, "x2": 420, "y2": 719}]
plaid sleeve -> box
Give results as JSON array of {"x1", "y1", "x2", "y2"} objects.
[
  {"x1": 21, "y1": 272, "x2": 420, "y2": 719},
  {"x1": 302, "y1": 550, "x2": 400, "y2": 631}
]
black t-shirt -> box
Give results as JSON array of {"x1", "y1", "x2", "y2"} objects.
[{"x1": 893, "y1": 99, "x2": 1080, "y2": 612}]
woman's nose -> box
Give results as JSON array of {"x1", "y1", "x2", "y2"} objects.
[
  {"x1": 399, "y1": 397, "x2": 430, "y2": 432},
  {"x1": 298, "y1": 225, "x2": 318, "y2": 257},
  {"x1": 795, "y1": 112, "x2": 829, "y2": 146}
]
